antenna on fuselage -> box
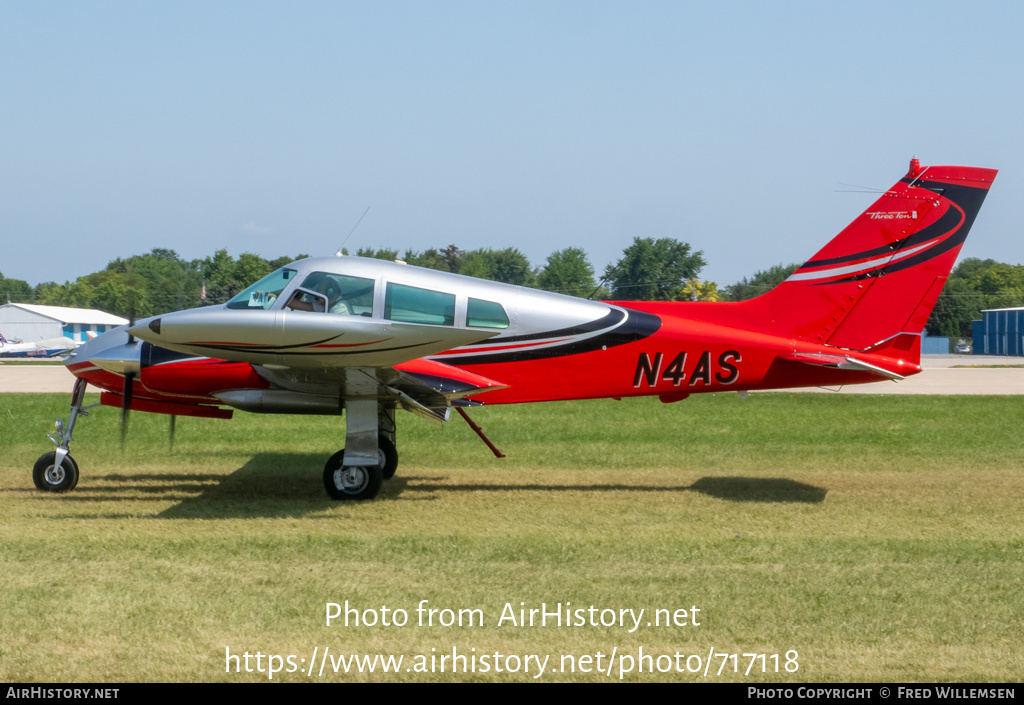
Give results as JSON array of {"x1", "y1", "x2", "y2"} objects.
[
  {"x1": 588, "y1": 256, "x2": 623, "y2": 300},
  {"x1": 335, "y1": 206, "x2": 371, "y2": 257}
]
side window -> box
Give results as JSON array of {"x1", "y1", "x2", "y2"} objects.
[
  {"x1": 285, "y1": 288, "x2": 327, "y2": 312},
  {"x1": 467, "y1": 298, "x2": 509, "y2": 329},
  {"x1": 385, "y1": 283, "x2": 455, "y2": 326},
  {"x1": 299, "y1": 272, "x2": 375, "y2": 316}
]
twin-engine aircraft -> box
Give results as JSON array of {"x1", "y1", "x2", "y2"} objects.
[{"x1": 35, "y1": 160, "x2": 997, "y2": 499}]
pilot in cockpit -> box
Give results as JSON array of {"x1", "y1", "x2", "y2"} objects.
[{"x1": 315, "y1": 278, "x2": 353, "y2": 315}]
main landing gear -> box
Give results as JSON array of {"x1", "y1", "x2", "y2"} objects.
[
  {"x1": 322, "y1": 435, "x2": 398, "y2": 500},
  {"x1": 34, "y1": 379, "x2": 97, "y2": 493},
  {"x1": 321, "y1": 400, "x2": 399, "y2": 501}
]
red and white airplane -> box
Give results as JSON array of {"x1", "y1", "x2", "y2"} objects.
[{"x1": 36, "y1": 160, "x2": 997, "y2": 499}]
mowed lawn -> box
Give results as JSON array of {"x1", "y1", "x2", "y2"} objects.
[{"x1": 0, "y1": 392, "x2": 1021, "y2": 682}]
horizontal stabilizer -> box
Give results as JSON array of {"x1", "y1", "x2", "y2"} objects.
[{"x1": 780, "y1": 352, "x2": 905, "y2": 381}]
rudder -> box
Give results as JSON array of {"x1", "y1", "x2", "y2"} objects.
[{"x1": 745, "y1": 160, "x2": 997, "y2": 352}]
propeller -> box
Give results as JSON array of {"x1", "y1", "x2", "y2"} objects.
[
  {"x1": 120, "y1": 303, "x2": 136, "y2": 451},
  {"x1": 120, "y1": 367, "x2": 134, "y2": 450}
]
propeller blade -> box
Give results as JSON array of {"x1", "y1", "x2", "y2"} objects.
[
  {"x1": 127, "y1": 305, "x2": 135, "y2": 343},
  {"x1": 169, "y1": 415, "x2": 176, "y2": 452},
  {"x1": 121, "y1": 300, "x2": 139, "y2": 451},
  {"x1": 120, "y1": 371, "x2": 134, "y2": 451}
]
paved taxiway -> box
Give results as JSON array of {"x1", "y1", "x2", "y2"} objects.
[
  {"x1": 0, "y1": 356, "x2": 1021, "y2": 395},
  {"x1": 763, "y1": 355, "x2": 1024, "y2": 395}
]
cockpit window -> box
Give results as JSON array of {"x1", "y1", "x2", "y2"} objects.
[
  {"x1": 285, "y1": 288, "x2": 327, "y2": 312},
  {"x1": 467, "y1": 298, "x2": 509, "y2": 329},
  {"x1": 298, "y1": 272, "x2": 375, "y2": 316},
  {"x1": 385, "y1": 283, "x2": 455, "y2": 326},
  {"x1": 226, "y1": 268, "x2": 296, "y2": 310}
]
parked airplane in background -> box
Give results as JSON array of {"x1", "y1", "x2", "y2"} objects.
[
  {"x1": 34, "y1": 160, "x2": 997, "y2": 499},
  {"x1": 0, "y1": 333, "x2": 76, "y2": 359}
]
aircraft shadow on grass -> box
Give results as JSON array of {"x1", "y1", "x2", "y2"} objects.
[
  {"x1": 149, "y1": 455, "x2": 826, "y2": 519},
  {"x1": 48, "y1": 454, "x2": 826, "y2": 519},
  {"x1": 403, "y1": 477, "x2": 827, "y2": 504}
]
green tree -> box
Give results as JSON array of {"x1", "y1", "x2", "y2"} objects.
[
  {"x1": 34, "y1": 282, "x2": 64, "y2": 305},
  {"x1": 108, "y1": 249, "x2": 203, "y2": 314},
  {"x1": 725, "y1": 263, "x2": 800, "y2": 301},
  {"x1": 926, "y1": 258, "x2": 1024, "y2": 338},
  {"x1": 268, "y1": 254, "x2": 309, "y2": 270},
  {"x1": 81, "y1": 270, "x2": 152, "y2": 318},
  {"x1": 356, "y1": 247, "x2": 399, "y2": 262},
  {"x1": 201, "y1": 249, "x2": 237, "y2": 292},
  {"x1": 680, "y1": 278, "x2": 722, "y2": 302},
  {"x1": 0, "y1": 273, "x2": 33, "y2": 303},
  {"x1": 437, "y1": 244, "x2": 464, "y2": 273},
  {"x1": 604, "y1": 237, "x2": 706, "y2": 301},
  {"x1": 537, "y1": 247, "x2": 598, "y2": 298},
  {"x1": 927, "y1": 277, "x2": 981, "y2": 338},
  {"x1": 36, "y1": 280, "x2": 96, "y2": 309},
  {"x1": 461, "y1": 248, "x2": 536, "y2": 286},
  {"x1": 91, "y1": 277, "x2": 153, "y2": 319},
  {"x1": 403, "y1": 245, "x2": 464, "y2": 272},
  {"x1": 234, "y1": 253, "x2": 272, "y2": 289}
]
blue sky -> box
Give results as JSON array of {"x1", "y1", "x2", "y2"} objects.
[{"x1": 2, "y1": 1, "x2": 1021, "y2": 288}]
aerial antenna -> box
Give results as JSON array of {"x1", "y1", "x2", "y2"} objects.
[
  {"x1": 836, "y1": 183, "x2": 886, "y2": 193},
  {"x1": 588, "y1": 257, "x2": 623, "y2": 300},
  {"x1": 335, "y1": 206, "x2": 371, "y2": 257}
]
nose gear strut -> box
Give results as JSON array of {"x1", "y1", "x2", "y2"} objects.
[{"x1": 34, "y1": 378, "x2": 98, "y2": 493}]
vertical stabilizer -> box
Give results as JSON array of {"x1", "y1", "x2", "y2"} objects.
[{"x1": 739, "y1": 161, "x2": 997, "y2": 353}]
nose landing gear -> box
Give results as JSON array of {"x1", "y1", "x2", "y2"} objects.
[
  {"x1": 33, "y1": 451, "x2": 79, "y2": 492},
  {"x1": 34, "y1": 379, "x2": 97, "y2": 493}
]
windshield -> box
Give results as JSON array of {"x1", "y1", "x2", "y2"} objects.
[{"x1": 225, "y1": 268, "x2": 297, "y2": 310}]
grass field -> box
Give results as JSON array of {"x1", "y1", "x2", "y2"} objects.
[{"x1": 1, "y1": 392, "x2": 1021, "y2": 682}]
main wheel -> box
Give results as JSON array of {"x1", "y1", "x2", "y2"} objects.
[
  {"x1": 33, "y1": 451, "x2": 79, "y2": 493},
  {"x1": 378, "y1": 436, "x2": 398, "y2": 480},
  {"x1": 323, "y1": 449, "x2": 383, "y2": 500}
]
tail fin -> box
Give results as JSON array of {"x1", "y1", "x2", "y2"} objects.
[{"x1": 739, "y1": 160, "x2": 997, "y2": 353}]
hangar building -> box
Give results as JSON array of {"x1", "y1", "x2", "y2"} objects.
[
  {"x1": 971, "y1": 307, "x2": 1024, "y2": 356},
  {"x1": 0, "y1": 303, "x2": 127, "y2": 343},
  {"x1": 922, "y1": 336, "x2": 950, "y2": 354}
]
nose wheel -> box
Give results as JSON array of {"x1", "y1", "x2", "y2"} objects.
[
  {"x1": 322, "y1": 435, "x2": 397, "y2": 500},
  {"x1": 35, "y1": 378, "x2": 94, "y2": 494},
  {"x1": 33, "y1": 451, "x2": 80, "y2": 493}
]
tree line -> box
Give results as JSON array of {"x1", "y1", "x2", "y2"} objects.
[
  {"x1": 0, "y1": 238, "x2": 713, "y2": 318},
  {"x1": 1, "y1": 249, "x2": 304, "y2": 320},
  {"x1": 2, "y1": 244, "x2": 1021, "y2": 338}
]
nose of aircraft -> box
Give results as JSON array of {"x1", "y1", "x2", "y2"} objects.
[
  {"x1": 127, "y1": 315, "x2": 162, "y2": 343},
  {"x1": 70, "y1": 325, "x2": 142, "y2": 377}
]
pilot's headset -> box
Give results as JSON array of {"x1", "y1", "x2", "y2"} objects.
[{"x1": 317, "y1": 278, "x2": 340, "y2": 302}]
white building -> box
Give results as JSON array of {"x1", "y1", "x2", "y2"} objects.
[{"x1": 0, "y1": 303, "x2": 128, "y2": 343}]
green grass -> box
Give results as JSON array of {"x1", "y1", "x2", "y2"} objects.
[
  {"x1": 0, "y1": 358, "x2": 67, "y2": 365},
  {"x1": 1, "y1": 393, "x2": 1021, "y2": 682}
]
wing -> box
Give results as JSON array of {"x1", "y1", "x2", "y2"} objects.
[
  {"x1": 217, "y1": 357, "x2": 507, "y2": 425},
  {"x1": 128, "y1": 310, "x2": 510, "y2": 423},
  {"x1": 129, "y1": 309, "x2": 499, "y2": 368}
]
